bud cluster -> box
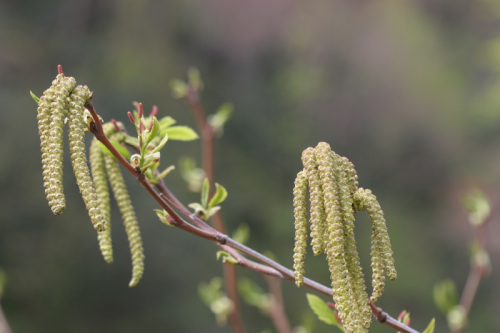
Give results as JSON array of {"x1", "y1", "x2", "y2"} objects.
[{"x1": 293, "y1": 142, "x2": 397, "y2": 333}]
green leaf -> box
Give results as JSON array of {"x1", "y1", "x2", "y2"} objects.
[
  {"x1": 433, "y1": 279, "x2": 459, "y2": 315},
  {"x1": 306, "y1": 294, "x2": 344, "y2": 332},
  {"x1": 169, "y1": 79, "x2": 188, "y2": 99},
  {"x1": 238, "y1": 277, "x2": 271, "y2": 310},
  {"x1": 154, "y1": 209, "x2": 174, "y2": 227},
  {"x1": 206, "y1": 206, "x2": 221, "y2": 219},
  {"x1": 147, "y1": 116, "x2": 160, "y2": 143},
  {"x1": 461, "y1": 189, "x2": 490, "y2": 226},
  {"x1": 159, "y1": 116, "x2": 176, "y2": 130},
  {"x1": 149, "y1": 133, "x2": 168, "y2": 155},
  {"x1": 208, "y1": 102, "x2": 234, "y2": 135},
  {"x1": 160, "y1": 126, "x2": 199, "y2": 141},
  {"x1": 232, "y1": 223, "x2": 250, "y2": 245},
  {"x1": 188, "y1": 203, "x2": 206, "y2": 217},
  {"x1": 158, "y1": 165, "x2": 175, "y2": 179},
  {"x1": 30, "y1": 91, "x2": 40, "y2": 104},
  {"x1": 188, "y1": 67, "x2": 203, "y2": 91},
  {"x1": 124, "y1": 135, "x2": 139, "y2": 147},
  {"x1": 201, "y1": 178, "x2": 210, "y2": 209},
  {"x1": 208, "y1": 183, "x2": 228, "y2": 208},
  {"x1": 422, "y1": 318, "x2": 435, "y2": 333},
  {"x1": 99, "y1": 140, "x2": 131, "y2": 160},
  {"x1": 216, "y1": 251, "x2": 238, "y2": 265}
]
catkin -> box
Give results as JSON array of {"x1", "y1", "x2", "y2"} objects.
[
  {"x1": 293, "y1": 142, "x2": 397, "y2": 333},
  {"x1": 38, "y1": 74, "x2": 63, "y2": 210},
  {"x1": 68, "y1": 85, "x2": 106, "y2": 232},
  {"x1": 90, "y1": 137, "x2": 113, "y2": 263},
  {"x1": 47, "y1": 76, "x2": 76, "y2": 215},
  {"x1": 293, "y1": 170, "x2": 308, "y2": 287},
  {"x1": 104, "y1": 152, "x2": 144, "y2": 287}
]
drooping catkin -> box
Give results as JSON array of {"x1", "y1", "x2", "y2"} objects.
[
  {"x1": 37, "y1": 74, "x2": 63, "y2": 209},
  {"x1": 293, "y1": 142, "x2": 397, "y2": 333},
  {"x1": 293, "y1": 170, "x2": 308, "y2": 287},
  {"x1": 47, "y1": 76, "x2": 76, "y2": 215},
  {"x1": 90, "y1": 137, "x2": 113, "y2": 264},
  {"x1": 68, "y1": 85, "x2": 106, "y2": 232},
  {"x1": 104, "y1": 151, "x2": 144, "y2": 287},
  {"x1": 354, "y1": 188, "x2": 397, "y2": 302}
]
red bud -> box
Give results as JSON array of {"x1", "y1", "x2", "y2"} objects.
[
  {"x1": 150, "y1": 105, "x2": 158, "y2": 117},
  {"x1": 57, "y1": 64, "x2": 64, "y2": 76},
  {"x1": 138, "y1": 103, "x2": 143, "y2": 118},
  {"x1": 127, "y1": 112, "x2": 136, "y2": 124}
]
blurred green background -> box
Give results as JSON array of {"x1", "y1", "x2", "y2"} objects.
[{"x1": 1, "y1": 0, "x2": 500, "y2": 332}]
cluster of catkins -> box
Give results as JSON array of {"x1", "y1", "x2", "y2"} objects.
[
  {"x1": 293, "y1": 142, "x2": 397, "y2": 333},
  {"x1": 36, "y1": 74, "x2": 144, "y2": 287}
]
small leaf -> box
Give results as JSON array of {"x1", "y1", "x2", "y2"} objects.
[
  {"x1": 99, "y1": 140, "x2": 131, "y2": 160},
  {"x1": 124, "y1": 135, "x2": 139, "y2": 147},
  {"x1": 188, "y1": 203, "x2": 206, "y2": 220},
  {"x1": 30, "y1": 91, "x2": 40, "y2": 104},
  {"x1": 422, "y1": 318, "x2": 435, "y2": 333},
  {"x1": 433, "y1": 279, "x2": 459, "y2": 315},
  {"x1": 208, "y1": 102, "x2": 234, "y2": 135},
  {"x1": 154, "y1": 209, "x2": 174, "y2": 227},
  {"x1": 160, "y1": 126, "x2": 199, "y2": 141},
  {"x1": 216, "y1": 251, "x2": 238, "y2": 265},
  {"x1": 201, "y1": 178, "x2": 210, "y2": 209},
  {"x1": 306, "y1": 294, "x2": 344, "y2": 331},
  {"x1": 147, "y1": 116, "x2": 160, "y2": 144},
  {"x1": 188, "y1": 67, "x2": 203, "y2": 91},
  {"x1": 206, "y1": 206, "x2": 221, "y2": 219},
  {"x1": 232, "y1": 223, "x2": 250, "y2": 245},
  {"x1": 158, "y1": 165, "x2": 175, "y2": 179},
  {"x1": 150, "y1": 133, "x2": 169, "y2": 155},
  {"x1": 461, "y1": 189, "x2": 490, "y2": 226},
  {"x1": 238, "y1": 277, "x2": 271, "y2": 310},
  {"x1": 208, "y1": 183, "x2": 228, "y2": 208},
  {"x1": 447, "y1": 306, "x2": 467, "y2": 331},
  {"x1": 169, "y1": 79, "x2": 188, "y2": 99},
  {"x1": 159, "y1": 116, "x2": 176, "y2": 130}
]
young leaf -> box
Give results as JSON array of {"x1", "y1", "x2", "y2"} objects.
[
  {"x1": 238, "y1": 277, "x2": 271, "y2": 310},
  {"x1": 208, "y1": 183, "x2": 228, "y2": 208},
  {"x1": 154, "y1": 209, "x2": 174, "y2": 227},
  {"x1": 30, "y1": 91, "x2": 40, "y2": 104},
  {"x1": 209, "y1": 102, "x2": 234, "y2": 134},
  {"x1": 188, "y1": 67, "x2": 203, "y2": 91},
  {"x1": 147, "y1": 116, "x2": 160, "y2": 144},
  {"x1": 188, "y1": 203, "x2": 206, "y2": 217},
  {"x1": 216, "y1": 251, "x2": 238, "y2": 265},
  {"x1": 160, "y1": 126, "x2": 199, "y2": 141},
  {"x1": 99, "y1": 140, "x2": 131, "y2": 160},
  {"x1": 124, "y1": 135, "x2": 139, "y2": 147},
  {"x1": 149, "y1": 133, "x2": 169, "y2": 155},
  {"x1": 306, "y1": 294, "x2": 344, "y2": 332},
  {"x1": 206, "y1": 206, "x2": 221, "y2": 219},
  {"x1": 159, "y1": 116, "x2": 176, "y2": 130},
  {"x1": 201, "y1": 178, "x2": 210, "y2": 208},
  {"x1": 422, "y1": 318, "x2": 435, "y2": 333},
  {"x1": 169, "y1": 79, "x2": 188, "y2": 99},
  {"x1": 433, "y1": 279, "x2": 459, "y2": 315},
  {"x1": 232, "y1": 223, "x2": 250, "y2": 245}
]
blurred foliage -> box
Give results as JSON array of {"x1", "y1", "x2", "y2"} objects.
[{"x1": 1, "y1": 0, "x2": 500, "y2": 332}]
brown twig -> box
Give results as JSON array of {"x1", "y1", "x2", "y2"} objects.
[
  {"x1": 86, "y1": 101, "x2": 420, "y2": 333},
  {"x1": 185, "y1": 86, "x2": 242, "y2": 333},
  {"x1": 452, "y1": 206, "x2": 494, "y2": 333},
  {"x1": 265, "y1": 276, "x2": 293, "y2": 333}
]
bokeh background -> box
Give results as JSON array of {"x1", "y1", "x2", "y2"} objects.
[{"x1": 1, "y1": 0, "x2": 500, "y2": 332}]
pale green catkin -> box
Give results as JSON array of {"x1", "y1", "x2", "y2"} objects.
[
  {"x1": 354, "y1": 188, "x2": 397, "y2": 302},
  {"x1": 293, "y1": 142, "x2": 397, "y2": 333},
  {"x1": 293, "y1": 170, "x2": 308, "y2": 287},
  {"x1": 104, "y1": 151, "x2": 144, "y2": 287},
  {"x1": 47, "y1": 76, "x2": 76, "y2": 215},
  {"x1": 301, "y1": 147, "x2": 326, "y2": 256},
  {"x1": 37, "y1": 74, "x2": 63, "y2": 209},
  {"x1": 90, "y1": 137, "x2": 113, "y2": 264},
  {"x1": 68, "y1": 85, "x2": 106, "y2": 232}
]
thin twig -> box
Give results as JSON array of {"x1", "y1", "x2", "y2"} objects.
[
  {"x1": 86, "y1": 102, "x2": 420, "y2": 333},
  {"x1": 265, "y1": 276, "x2": 293, "y2": 333},
  {"x1": 185, "y1": 87, "x2": 242, "y2": 333}
]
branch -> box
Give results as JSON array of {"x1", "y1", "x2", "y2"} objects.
[
  {"x1": 265, "y1": 276, "x2": 293, "y2": 333},
  {"x1": 86, "y1": 103, "x2": 420, "y2": 333}
]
